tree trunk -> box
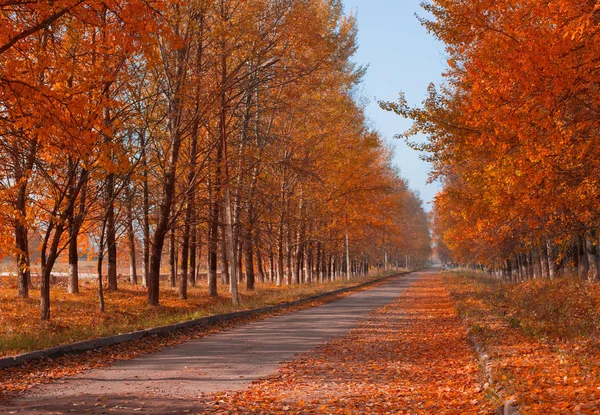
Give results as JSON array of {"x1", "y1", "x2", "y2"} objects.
[
  {"x1": 221, "y1": 221, "x2": 230, "y2": 285},
  {"x1": 97, "y1": 220, "x2": 107, "y2": 313},
  {"x1": 579, "y1": 235, "x2": 590, "y2": 279},
  {"x1": 106, "y1": 173, "x2": 118, "y2": 291},
  {"x1": 315, "y1": 242, "x2": 322, "y2": 282},
  {"x1": 268, "y1": 247, "x2": 275, "y2": 283},
  {"x1": 146, "y1": 12, "x2": 188, "y2": 306},
  {"x1": 189, "y1": 217, "x2": 197, "y2": 287},
  {"x1": 179, "y1": 229, "x2": 189, "y2": 300},
  {"x1": 540, "y1": 243, "x2": 550, "y2": 278},
  {"x1": 256, "y1": 234, "x2": 265, "y2": 284},
  {"x1": 547, "y1": 240, "x2": 557, "y2": 279},
  {"x1": 244, "y1": 228, "x2": 255, "y2": 290},
  {"x1": 286, "y1": 224, "x2": 293, "y2": 285},
  {"x1": 217, "y1": 16, "x2": 238, "y2": 306},
  {"x1": 277, "y1": 217, "x2": 285, "y2": 287},
  {"x1": 15, "y1": 221, "x2": 30, "y2": 298},
  {"x1": 40, "y1": 170, "x2": 86, "y2": 320},
  {"x1": 587, "y1": 236, "x2": 600, "y2": 280},
  {"x1": 208, "y1": 178, "x2": 219, "y2": 296},
  {"x1": 13, "y1": 139, "x2": 37, "y2": 298},
  {"x1": 67, "y1": 159, "x2": 87, "y2": 294},
  {"x1": 97, "y1": 252, "x2": 105, "y2": 313},
  {"x1": 141, "y1": 132, "x2": 150, "y2": 288},
  {"x1": 304, "y1": 242, "x2": 311, "y2": 284},
  {"x1": 67, "y1": 222, "x2": 79, "y2": 294},
  {"x1": 125, "y1": 185, "x2": 137, "y2": 285},
  {"x1": 345, "y1": 230, "x2": 351, "y2": 280},
  {"x1": 170, "y1": 227, "x2": 177, "y2": 288}
]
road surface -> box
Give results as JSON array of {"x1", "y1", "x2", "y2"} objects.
[{"x1": 1, "y1": 270, "x2": 429, "y2": 414}]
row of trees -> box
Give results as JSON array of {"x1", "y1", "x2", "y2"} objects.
[
  {"x1": 0, "y1": 0, "x2": 432, "y2": 320},
  {"x1": 384, "y1": 0, "x2": 599, "y2": 280}
]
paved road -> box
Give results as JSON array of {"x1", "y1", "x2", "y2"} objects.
[{"x1": 2, "y1": 270, "x2": 427, "y2": 414}]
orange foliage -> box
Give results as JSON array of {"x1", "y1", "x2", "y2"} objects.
[{"x1": 384, "y1": 0, "x2": 600, "y2": 269}]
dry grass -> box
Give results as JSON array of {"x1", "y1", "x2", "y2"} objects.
[{"x1": 0, "y1": 272, "x2": 400, "y2": 357}]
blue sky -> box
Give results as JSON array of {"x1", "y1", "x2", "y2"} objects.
[{"x1": 342, "y1": 0, "x2": 446, "y2": 210}]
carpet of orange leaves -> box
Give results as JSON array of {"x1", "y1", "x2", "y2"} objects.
[
  {"x1": 446, "y1": 272, "x2": 600, "y2": 414},
  {"x1": 195, "y1": 273, "x2": 492, "y2": 414}
]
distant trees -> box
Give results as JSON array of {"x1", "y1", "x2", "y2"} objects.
[
  {"x1": 1, "y1": 0, "x2": 432, "y2": 320},
  {"x1": 386, "y1": 0, "x2": 600, "y2": 280}
]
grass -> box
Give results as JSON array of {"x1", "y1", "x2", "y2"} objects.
[{"x1": 0, "y1": 270, "x2": 403, "y2": 357}]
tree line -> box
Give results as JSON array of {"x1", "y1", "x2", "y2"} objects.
[
  {"x1": 384, "y1": 0, "x2": 599, "y2": 280},
  {"x1": 0, "y1": 0, "x2": 432, "y2": 320}
]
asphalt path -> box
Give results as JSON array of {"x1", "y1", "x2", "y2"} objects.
[{"x1": 1, "y1": 269, "x2": 428, "y2": 414}]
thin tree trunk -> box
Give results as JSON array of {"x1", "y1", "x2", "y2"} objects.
[
  {"x1": 147, "y1": 13, "x2": 188, "y2": 306},
  {"x1": 269, "y1": 246, "x2": 275, "y2": 283},
  {"x1": 304, "y1": 241, "x2": 311, "y2": 284},
  {"x1": 256, "y1": 233, "x2": 265, "y2": 284},
  {"x1": 547, "y1": 240, "x2": 557, "y2": 279},
  {"x1": 141, "y1": 132, "x2": 150, "y2": 288},
  {"x1": 244, "y1": 228, "x2": 255, "y2": 290},
  {"x1": 540, "y1": 244, "x2": 550, "y2": 278},
  {"x1": 181, "y1": 143, "x2": 197, "y2": 297},
  {"x1": 170, "y1": 227, "x2": 177, "y2": 288},
  {"x1": 97, "y1": 219, "x2": 107, "y2": 313},
  {"x1": 39, "y1": 170, "x2": 87, "y2": 320},
  {"x1": 106, "y1": 172, "x2": 118, "y2": 291},
  {"x1": 345, "y1": 230, "x2": 351, "y2": 280},
  {"x1": 67, "y1": 222, "x2": 79, "y2": 293},
  {"x1": 179, "y1": 233, "x2": 189, "y2": 300},
  {"x1": 66, "y1": 157, "x2": 79, "y2": 294},
  {"x1": 315, "y1": 242, "x2": 322, "y2": 282},
  {"x1": 222, "y1": 128, "x2": 237, "y2": 304},
  {"x1": 189, "y1": 214, "x2": 197, "y2": 288},
  {"x1": 14, "y1": 139, "x2": 37, "y2": 298},
  {"x1": 208, "y1": 178, "x2": 219, "y2": 296},
  {"x1": 277, "y1": 216, "x2": 285, "y2": 287},
  {"x1": 286, "y1": 224, "x2": 293, "y2": 285},
  {"x1": 15, "y1": 221, "x2": 30, "y2": 298},
  {"x1": 579, "y1": 235, "x2": 590, "y2": 279},
  {"x1": 221, "y1": 230, "x2": 230, "y2": 285},
  {"x1": 125, "y1": 185, "x2": 137, "y2": 285}
]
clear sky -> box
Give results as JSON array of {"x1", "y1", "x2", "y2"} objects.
[{"x1": 341, "y1": 0, "x2": 446, "y2": 211}]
